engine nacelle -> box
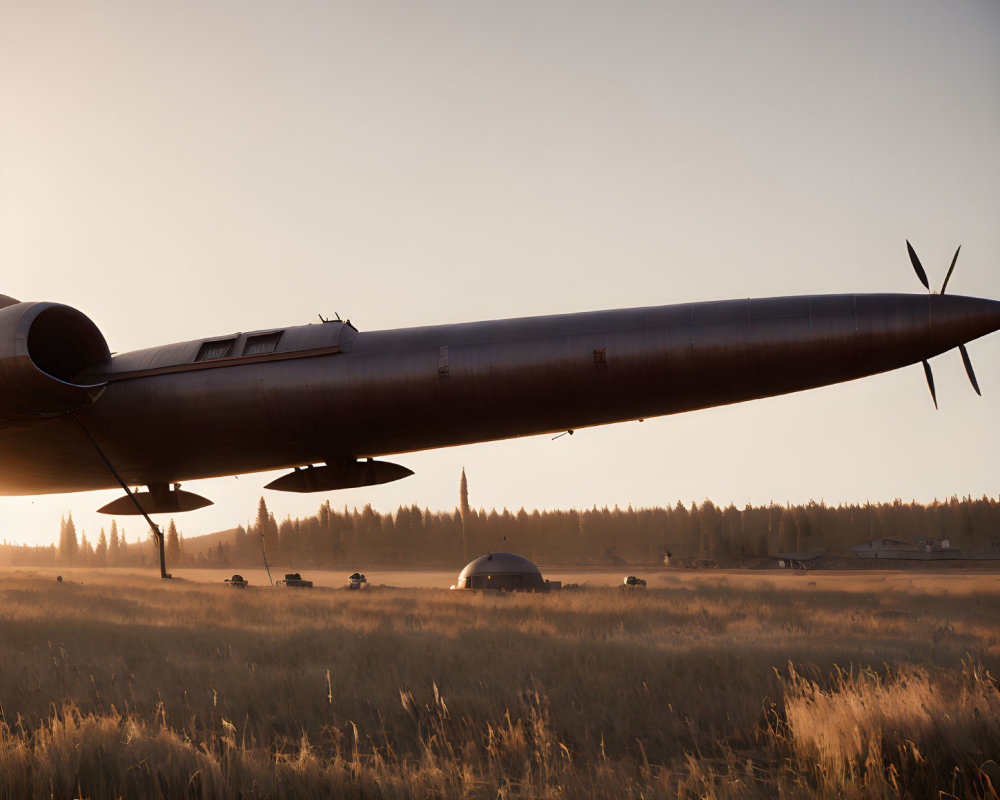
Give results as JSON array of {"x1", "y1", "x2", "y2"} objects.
[{"x1": 0, "y1": 298, "x2": 111, "y2": 424}]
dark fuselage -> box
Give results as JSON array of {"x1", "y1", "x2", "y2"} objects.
[{"x1": 0, "y1": 292, "x2": 998, "y2": 495}]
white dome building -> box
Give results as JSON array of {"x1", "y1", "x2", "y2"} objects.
[{"x1": 453, "y1": 552, "x2": 547, "y2": 591}]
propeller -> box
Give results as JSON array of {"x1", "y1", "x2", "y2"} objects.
[
  {"x1": 921, "y1": 360, "x2": 938, "y2": 409},
  {"x1": 940, "y1": 246, "x2": 961, "y2": 295},
  {"x1": 906, "y1": 240, "x2": 930, "y2": 291},
  {"x1": 906, "y1": 240, "x2": 980, "y2": 406},
  {"x1": 907, "y1": 240, "x2": 963, "y2": 295},
  {"x1": 959, "y1": 343, "x2": 981, "y2": 396}
]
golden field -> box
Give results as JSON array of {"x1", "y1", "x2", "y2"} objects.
[{"x1": 0, "y1": 568, "x2": 998, "y2": 799}]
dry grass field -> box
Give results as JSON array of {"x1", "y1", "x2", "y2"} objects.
[{"x1": 0, "y1": 568, "x2": 997, "y2": 799}]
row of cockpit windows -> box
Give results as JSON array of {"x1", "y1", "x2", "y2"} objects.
[{"x1": 195, "y1": 331, "x2": 284, "y2": 363}]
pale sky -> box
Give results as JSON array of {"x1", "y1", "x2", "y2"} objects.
[{"x1": 1, "y1": 1, "x2": 998, "y2": 548}]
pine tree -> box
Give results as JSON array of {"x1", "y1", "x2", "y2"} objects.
[
  {"x1": 255, "y1": 497, "x2": 270, "y2": 536},
  {"x1": 58, "y1": 516, "x2": 67, "y2": 565},
  {"x1": 95, "y1": 528, "x2": 108, "y2": 567},
  {"x1": 63, "y1": 513, "x2": 79, "y2": 566},
  {"x1": 778, "y1": 509, "x2": 798, "y2": 553},
  {"x1": 254, "y1": 497, "x2": 281, "y2": 565},
  {"x1": 460, "y1": 468, "x2": 470, "y2": 561},
  {"x1": 794, "y1": 507, "x2": 811, "y2": 552},
  {"x1": 234, "y1": 524, "x2": 252, "y2": 562},
  {"x1": 721, "y1": 504, "x2": 741, "y2": 559},
  {"x1": 80, "y1": 531, "x2": 93, "y2": 566},
  {"x1": 267, "y1": 512, "x2": 280, "y2": 560},
  {"x1": 109, "y1": 520, "x2": 120, "y2": 566},
  {"x1": 690, "y1": 502, "x2": 702, "y2": 559},
  {"x1": 166, "y1": 520, "x2": 180, "y2": 564}
]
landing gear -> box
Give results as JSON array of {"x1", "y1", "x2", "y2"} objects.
[
  {"x1": 73, "y1": 417, "x2": 172, "y2": 579},
  {"x1": 154, "y1": 519, "x2": 169, "y2": 579},
  {"x1": 109, "y1": 482, "x2": 172, "y2": 579}
]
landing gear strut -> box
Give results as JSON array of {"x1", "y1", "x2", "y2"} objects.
[{"x1": 73, "y1": 417, "x2": 172, "y2": 579}]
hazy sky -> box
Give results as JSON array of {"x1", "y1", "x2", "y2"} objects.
[{"x1": 1, "y1": 1, "x2": 998, "y2": 548}]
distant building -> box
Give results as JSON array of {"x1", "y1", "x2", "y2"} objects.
[
  {"x1": 452, "y1": 552, "x2": 547, "y2": 591},
  {"x1": 849, "y1": 536, "x2": 960, "y2": 560}
]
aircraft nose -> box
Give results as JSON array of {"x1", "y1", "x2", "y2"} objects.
[{"x1": 930, "y1": 294, "x2": 1000, "y2": 353}]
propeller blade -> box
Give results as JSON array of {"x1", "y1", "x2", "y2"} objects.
[
  {"x1": 940, "y1": 245, "x2": 961, "y2": 295},
  {"x1": 921, "y1": 359, "x2": 938, "y2": 409},
  {"x1": 907, "y1": 240, "x2": 930, "y2": 291},
  {"x1": 958, "y1": 344, "x2": 982, "y2": 396}
]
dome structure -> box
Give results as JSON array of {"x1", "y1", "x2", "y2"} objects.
[{"x1": 454, "y1": 552, "x2": 546, "y2": 591}]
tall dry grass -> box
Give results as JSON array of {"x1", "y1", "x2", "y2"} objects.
[
  {"x1": 0, "y1": 568, "x2": 997, "y2": 798},
  {"x1": 778, "y1": 659, "x2": 1000, "y2": 797}
]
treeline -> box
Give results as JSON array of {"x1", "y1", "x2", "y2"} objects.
[
  {"x1": 9, "y1": 515, "x2": 188, "y2": 569},
  {"x1": 211, "y1": 494, "x2": 1000, "y2": 569},
  {"x1": 9, "y1": 494, "x2": 1000, "y2": 571}
]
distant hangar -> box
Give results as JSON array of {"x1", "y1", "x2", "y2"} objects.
[{"x1": 849, "y1": 537, "x2": 961, "y2": 560}]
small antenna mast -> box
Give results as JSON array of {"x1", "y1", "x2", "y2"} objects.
[{"x1": 258, "y1": 524, "x2": 274, "y2": 586}]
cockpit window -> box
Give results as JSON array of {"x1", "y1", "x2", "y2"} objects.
[
  {"x1": 195, "y1": 338, "x2": 236, "y2": 361},
  {"x1": 243, "y1": 331, "x2": 283, "y2": 356}
]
